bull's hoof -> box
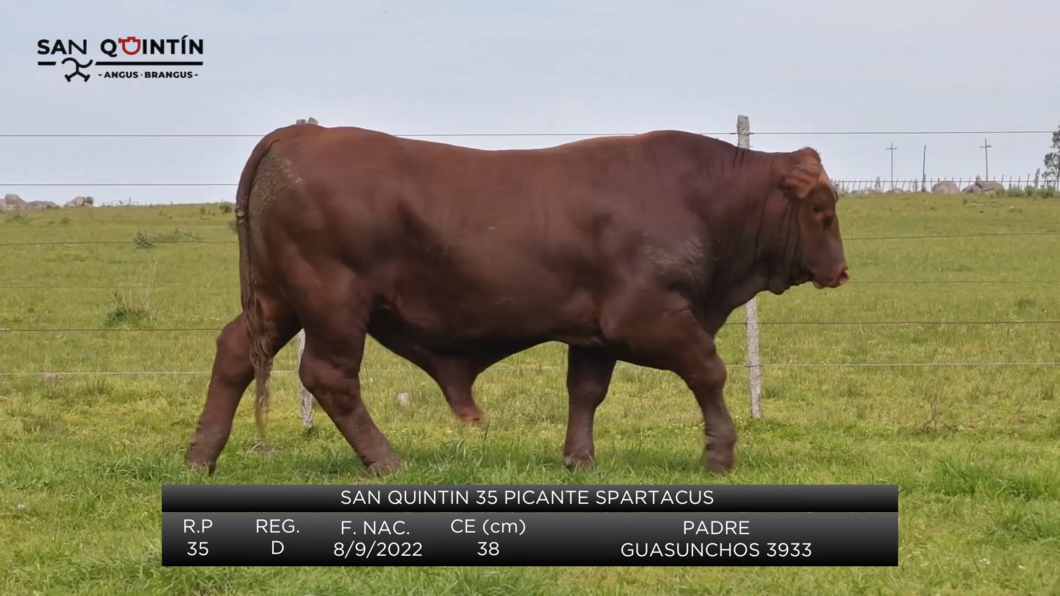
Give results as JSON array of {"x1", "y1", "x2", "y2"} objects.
[
  {"x1": 563, "y1": 452, "x2": 596, "y2": 471},
  {"x1": 366, "y1": 456, "x2": 403, "y2": 476},
  {"x1": 455, "y1": 406, "x2": 485, "y2": 424},
  {"x1": 184, "y1": 452, "x2": 217, "y2": 475},
  {"x1": 704, "y1": 448, "x2": 734, "y2": 476},
  {"x1": 250, "y1": 442, "x2": 278, "y2": 453}
]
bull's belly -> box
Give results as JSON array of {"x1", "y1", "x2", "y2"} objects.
[{"x1": 377, "y1": 282, "x2": 602, "y2": 349}]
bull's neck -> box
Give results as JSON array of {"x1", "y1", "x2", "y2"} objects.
[{"x1": 703, "y1": 158, "x2": 803, "y2": 315}]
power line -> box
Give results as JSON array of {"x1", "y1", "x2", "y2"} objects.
[{"x1": 0, "y1": 130, "x2": 1055, "y2": 139}]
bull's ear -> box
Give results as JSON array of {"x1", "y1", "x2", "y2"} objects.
[{"x1": 780, "y1": 162, "x2": 822, "y2": 200}]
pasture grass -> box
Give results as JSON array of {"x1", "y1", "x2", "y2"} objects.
[{"x1": 1, "y1": 194, "x2": 1059, "y2": 595}]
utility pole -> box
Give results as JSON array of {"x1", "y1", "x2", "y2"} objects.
[
  {"x1": 921, "y1": 145, "x2": 927, "y2": 192},
  {"x1": 887, "y1": 143, "x2": 897, "y2": 189},
  {"x1": 980, "y1": 138, "x2": 992, "y2": 180}
]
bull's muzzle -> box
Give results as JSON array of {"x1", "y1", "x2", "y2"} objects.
[{"x1": 813, "y1": 266, "x2": 850, "y2": 289}]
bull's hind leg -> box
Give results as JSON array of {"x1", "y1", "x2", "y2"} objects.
[
  {"x1": 368, "y1": 316, "x2": 526, "y2": 424},
  {"x1": 410, "y1": 350, "x2": 523, "y2": 423},
  {"x1": 297, "y1": 285, "x2": 401, "y2": 475},
  {"x1": 563, "y1": 345, "x2": 618, "y2": 470},
  {"x1": 185, "y1": 303, "x2": 300, "y2": 473},
  {"x1": 427, "y1": 352, "x2": 510, "y2": 423},
  {"x1": 433, "y1": 362, "x2": 485, "y2": 423},
  {"x1": 368, "y1": 320, "x2": 486, "y2": 423}
]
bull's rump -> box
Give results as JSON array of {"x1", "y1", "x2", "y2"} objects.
[{"x1": 264, "y1": 127, "x2": 704, "y2": 347}]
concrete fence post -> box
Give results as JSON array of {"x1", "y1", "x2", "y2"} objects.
[
  {"x1": 294, "y1": 116, "x2": 318, "y2": 430},
  {"x1": 737, "y1": 115, "x2": 763, "y2": 419}
]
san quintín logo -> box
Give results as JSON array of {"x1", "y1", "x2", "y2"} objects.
[{"x1": 37, "y1": 37, "x2": 204, "y2": 82}]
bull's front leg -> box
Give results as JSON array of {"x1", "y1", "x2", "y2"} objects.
[
  {"x1": 679, "y1": 339, "x2": 736, "y2": 474},
  {"x1": 600, "y1": 294, "x2": 738, "y2": 475}
]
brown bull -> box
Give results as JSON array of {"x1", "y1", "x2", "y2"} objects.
[{"x1": 184, "y1": 124, "x2": 849, "y2": 476}]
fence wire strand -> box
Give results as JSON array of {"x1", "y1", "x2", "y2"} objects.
[
  {"x1": 0, "y1": 129, "x2": 1055, "y2": 139},
  {"x1": 3, "y1": 361, "x2": 1060, "y2": 379},
  {"x1": 4, "y1": 320, "x2": 1060, "y2": 334},
  {"x1": 1, "y1": 231, "x2": 1058, "y2": 248},
  {"x1": 4, "y1": 279, "x2": 1060, "y2": 290}
]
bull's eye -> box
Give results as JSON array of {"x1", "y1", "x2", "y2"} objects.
[{"x1": 812, "y1": 206, "x2": 822, "y2": 214}]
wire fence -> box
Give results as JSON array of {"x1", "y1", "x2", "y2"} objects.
[
  {"x1": 3, "y1": 119, "x2": 1059, "y2": 425},
  {"x1": 1, "y1": 129, "x2": 1057, "y2": 138},
  {"x1": 6, "y1": 279, "x2": 1060, "y2": 289},
  {"x1": 3, "y1": 180, "x2": 1059, "y2": 193},
  {"x1": 835, "y1": 178, "x2": 1060, "y2": 193},
  {"x1": 4, "y1": 361, "x2": 1060, "y2": 379},
  {"x1": 2, "y1": 230, "x2": 1059, "y2": 247},
  {"x1": 2, "y1": 248, "x2": 1058, "y2": 363},
  {"x1": 4, "y1": 319, "x2": 1060, "y2": 334},
  {"x1": 9, "y1": 181, "x2": 1059, "y2": 191}
]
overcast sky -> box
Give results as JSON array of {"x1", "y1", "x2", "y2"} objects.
[{"x1": 1, "y1": 0, "x2": 1056, "y2": 206}]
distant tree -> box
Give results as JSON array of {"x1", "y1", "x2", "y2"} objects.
[{"x1": 1045, "y1": 125, "x2": 1060, "y2": 185}]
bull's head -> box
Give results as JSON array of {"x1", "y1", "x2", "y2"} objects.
[{"x1": 774, "y1": 148, "x2": 850, "y2": 291}]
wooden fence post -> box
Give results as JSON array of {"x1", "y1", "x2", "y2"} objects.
[
  {"x1": 737, "y1": 115, "x2": 763, "y2": 419},
  {"x1": 294, "y1": 116, "x2": 317, "y2": 430}
]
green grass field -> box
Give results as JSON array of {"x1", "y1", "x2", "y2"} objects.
[{"x1": 1, "y1": 193, "x2": 1059, "y2": 595}]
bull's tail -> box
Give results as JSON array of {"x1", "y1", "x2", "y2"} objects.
[{"x1": 233, "y1": 123, "x2": 318, "y2": 442}]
